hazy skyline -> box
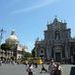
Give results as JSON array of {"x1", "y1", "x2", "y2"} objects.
[{"x1": 0, "y1": 0, "x2": 75, "y2": 52}]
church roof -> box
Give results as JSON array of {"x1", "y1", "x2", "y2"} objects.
[
  {"x1": 6, "y1": 30, "x2": 19, "y2": 44},
  {"x1": 53, "y1": 17, "x2": 58, "y2": 23}
]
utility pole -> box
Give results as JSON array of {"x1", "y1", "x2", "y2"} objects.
[{"x1": 0, "y1": 28, "x2": 5, "y2": 45}]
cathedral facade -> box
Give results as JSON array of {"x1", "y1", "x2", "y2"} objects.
[{"x1": 33, "y1": 18, "x2": 75, "y2": 63}]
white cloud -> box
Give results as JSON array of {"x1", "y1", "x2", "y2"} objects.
[{"x1": 11, "y1": 0, "x2": 59, "y2": 15}]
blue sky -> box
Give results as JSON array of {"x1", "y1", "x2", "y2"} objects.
[{"x1": 0, "y1": 0, "x2": 75, "y2": 52}]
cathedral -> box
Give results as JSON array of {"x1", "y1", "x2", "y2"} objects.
[{"x1": 33, "y1": 18, "x2": 75, "y2": 63}]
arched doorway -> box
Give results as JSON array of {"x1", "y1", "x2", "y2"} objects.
[
  {"x1": 55, "y1": 52, "x2": 61, "y2": 62},
  {"x1": 53, "y1": 45, "x2": 63, "y2": 62}
]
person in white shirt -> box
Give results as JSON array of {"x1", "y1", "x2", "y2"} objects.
[
  {"x1": 26, "y1": 64, "x2": 34, "y2": 75},
  {"x1": 48, "y1": 59, "x2": 57, "y2": 75}
]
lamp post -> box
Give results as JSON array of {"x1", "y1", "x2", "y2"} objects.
[
  {"x1": 0, "y1": 28, "x2": 5, "y2": 60},
  {"x1": 0, "y1": 28, "x2": 5, "y2": 45}
]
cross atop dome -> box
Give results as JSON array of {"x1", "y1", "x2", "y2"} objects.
[{"x1": 11, "y1": 29, "x2": 15, "y2": 35}]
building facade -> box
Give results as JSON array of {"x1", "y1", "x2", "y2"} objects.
[
  {"x1": 33, "y1": 18, "x2": 75, "y2": 63},
  {"x1": 0, "y1": 30, "x2": 27, "y2": 62}
]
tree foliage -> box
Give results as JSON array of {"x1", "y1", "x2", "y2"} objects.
[
  {"x1": 22, "y1": 52, "x2": 32, "y2": 60},
  {"x1": 1, "y1": 43, "x2": 12, "y2": 50},
  {"x1": 32, "y1": 49, "x2": 35, "y2": 57},
  {"x1": 31, "y1": 47, "x2": 37, "y2": 57}
]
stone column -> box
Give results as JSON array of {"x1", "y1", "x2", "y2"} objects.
[
  {"x1": 46, "y1": 47, "x2": 50, "y2": 60},
  {"x1": 65, "y1": 44, "x2": 69, "y2": 63}
]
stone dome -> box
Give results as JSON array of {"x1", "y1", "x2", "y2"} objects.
[{"x1": 6, "y1": 30, "x2": 19, "y2": 45}]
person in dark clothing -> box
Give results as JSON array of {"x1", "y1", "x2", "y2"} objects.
[
  {"x1": 26, "y1": 64, "x2": 33, "y2": 75},
  {"x1": 70, "y1": 67, "x2": 75, "y2": 75},
  {"x1": 0, "y1": 60, "x2": 2, "y2": 66},
  {"x1": 34, "y1": 63, "x2": 38, "y2": 68},
  {"x1": 53, "y1": 63, "x2": 61, "y2": 75}
]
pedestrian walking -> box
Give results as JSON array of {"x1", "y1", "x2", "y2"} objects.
[
  {"x1": 53, "y1": 63, "x2": 61, "y2": 75},
  {"x1": 0, "y1": 60, "x2": 2, "y2": 66},
  {"x1": 34, "y1": 63, "x2": 38, "y2": 68},
  {"x1": 48, "y1": 59, "x2": 57, "y2": 75},
  {"x1": 26, "y1": 64, "x2": 34, "y2": 75}
]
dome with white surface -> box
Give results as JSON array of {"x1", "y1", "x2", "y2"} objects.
[{"x1": 6, "y1": 30, "x2": 19, "y2": 45}]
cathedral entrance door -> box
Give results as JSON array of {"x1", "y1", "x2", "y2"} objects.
[{"x1": 55, "y1": 53, "x2": 61, "y2": 62}]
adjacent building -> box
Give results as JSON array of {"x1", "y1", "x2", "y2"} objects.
[
  {"x1": 0, "y1": 30, "x2": 28, "y2": 61},
  {"x1": 33, "y1": 18, "x2": 75, "y2": 63}
]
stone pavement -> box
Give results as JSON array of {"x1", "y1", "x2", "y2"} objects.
[
  {"x1": 0, "y1": 64, "x2": 75, "y2": 75},
  {"x1": 0, "y1": 64, "x2": 48, "y2": 75}
]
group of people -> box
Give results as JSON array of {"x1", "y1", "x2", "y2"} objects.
[
  {"x1": 0, "y1": 59, "x2": 18, "y2": 65},
  {"x1": 48, "y1": 60, "x2": 62, "y2": 75},
  {"x1": 26, "y1": 59, "x2": 62, "y2": 75}
]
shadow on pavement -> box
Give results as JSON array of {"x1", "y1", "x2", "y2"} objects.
[{"x1": 70, "y1": 67, "x2": 75, "y2": 75}]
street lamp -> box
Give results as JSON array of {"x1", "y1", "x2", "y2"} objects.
[
  {"x1": 0, "y1": 28, "x2": 5, "y2": 60},
  {"x1": 0, "y1": 28, "x2": 5, "y2": 45}
]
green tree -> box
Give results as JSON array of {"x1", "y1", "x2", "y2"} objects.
[
  {"x1": 32, "y1": 49, "x2": 35, "y2": 57},
  {"x1": 1, "y1": 43, "x2": 12, "y2": 50},
  {"x1": 22, "y1": 52, "x2": 32, "y2": 60},
  {"x1": 1, "y1": 43, "x2": 12, "y2": 59},
  {"x1": 32, "y1": 47, "x2": 37, "y2": 57}
]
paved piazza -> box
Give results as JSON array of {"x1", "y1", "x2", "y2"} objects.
[{"x1": 0, "y1": 64, "x2": 75, "y2": 75}]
